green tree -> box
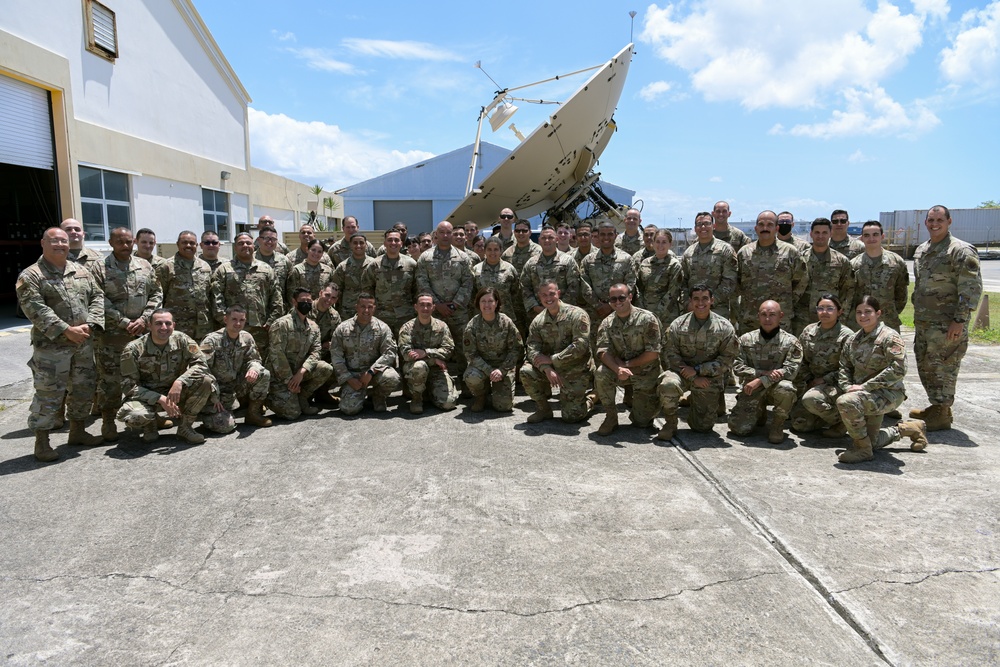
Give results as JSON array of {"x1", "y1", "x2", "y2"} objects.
[{"x1": 978, "y1": 200, "x2": 1000, "y2": 208}]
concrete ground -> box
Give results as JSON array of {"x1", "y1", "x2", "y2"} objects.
[{"x1": 0, "y1": 326, "x2": 997, "y2": 665}]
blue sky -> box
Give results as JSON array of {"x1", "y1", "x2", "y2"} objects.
[{"x1": 197, "y1": 0, "x2": 999, "y2": 227}]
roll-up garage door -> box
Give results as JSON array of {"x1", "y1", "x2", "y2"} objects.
[{"x1": 0, "y1": 74, "x2": 54, "y2": 170}]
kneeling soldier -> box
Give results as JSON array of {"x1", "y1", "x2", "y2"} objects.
[
  {"x1": 331, "y1": 293, "x2": 400, "y2": 415},
  {"x1": 265, "y1": 289, "x2": 334, "y2": 419},
  {"x1": 398, "y1": 293, "x2": 459, "y2": 414},
  {"x1": 201, "y1": 305, "x2": 272, "y2": 430}
]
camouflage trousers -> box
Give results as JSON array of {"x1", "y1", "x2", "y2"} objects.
[
  {"x1": 433, "y1": 310, "x2": 469, "y2": 375},
  {"x1": 95, "y1": 333, "x2": 139, "y2": 413},
  {"x1": 173, "y1": 314, "x2": 213, "y2": 344},
  {"x1": 339, "y1": 368, "x2": 401, "y2": 416},
  {"x1": 835, "y1": 387, "x2": 905, "y2": 442},
  {"x1": 117, "y1": 376, "x2": 214, "y2": 429},
  {"x1": 520, "y1": 360, "x2": 593, "y2": 423},
  {"x1": 594, "y1": 364, "x2": 661, "y2": 426},
  {"x1": 403, "y1": 360, "x2": 458, "y2": 409},
  {"x1": 247, "y1": 326, "x2": 270, "y2": 357},
  {"x1": 728, "y1": 380, "x2": 797, "y2": 435},
  {"x1": 793, "y1": 383, "x2": 842, "y2": 432},
  {"x1": 658, "y1": 371, "x2": 724, "y2": 432},
  {"x1": 267, "y1": 361, "x2": 334, "y2": 419},
  {"x1": 914, "y1": 320, "x2": 968, "y2": 406},
  {"x1": 380, "y1": 315, "x2": 411, "y2": 342},
  {"x1": 463, "y1": 368, "x2": 516, "y2": 412},
  {"x1": 27, "y1": 340, "x2": 97, "y2": 432},
  {"x1": 216, "y1": 370, "x2": 272, "y2": 410}
]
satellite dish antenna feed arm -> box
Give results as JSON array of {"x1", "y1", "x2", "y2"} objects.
[{"x1": 466, "y1": 91, "x2": 516, "y2": 195}]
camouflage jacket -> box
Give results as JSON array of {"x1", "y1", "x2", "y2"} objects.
[
  {"x1": 91, "y1": 255, "x2": 161, "y2": 333},
  {"x1": 912, "y1": 233, "x2": 983, "y2": 324},
  {"x1": 797, "y1": 322, "x2": 852, "y2": 388},
  {"x1": 463, "y1": 313, "x2": 523, "y2": 374},
  {"x1": 254, "y1": 236, "x2": 290, "y2": 255},
  {"x1": 525, "y1": 302, "x2": 593, "y2": 372},
  {"x1": 661, "y1": 311, "x2": 738, "y2": 379},
  {"x1": 570, "y1": 246, "x2": 596, "y2": 267},
  {"x1": 615, "y1": 232, "x2": 643, "y2": 255},
  {"x1": 830, "y1": 236, "x2": 866, "y2": 260},
  {"x1": 416, "y1": 246, "x2": 473, "y2": 309},
  {"x1": 734, "y1": 328, "x2": 802, "y2": 388},
  {"x1": 68, "y1": 246, "x2": 105, "y2": 268},
  {"x1": 288, "y1": 260, "x2": 335, "y2": 303},
  {"x1": 398, "y1": 317, "x2": 454, "y2": 362},
  {"x1": 500, "y1": 241, "x2": 541, "y2": 275},
  {"x1": 254, "y1": 249, "x2": 292, "y2": 295},
  {"x1": 838, "y1": 322, "x2": 905, "y2": 393},
  {"x1": 799, "y1": 247, "x2": 855, "y2": 326},
  {"x1": 200, "y1": 328, "x2": 265, "y2": 388},
  {"x1": 211, "y1": 259, "x2": 284, "y2": 328},
  {"x1": 850, "y1": 251, "x2": 909, "y2": 325},
  {"x1": 332, "y1": 255, "x2": 378, "y2": 317},
  {"x1": 288, "y1": 247, "x2": 334, "y2": 268},
  {"x1": 580, "y1": 249, "x2": 637, "y2": 307},
  {"x1": 309, "y1": 305, "x2": 342, "y2": 347},
  {"x1": 328, "y1": 237, "x2": 377, "y2": 267},
  {"x1": 472, "y1": 260, "x2": 520, "y2": 320},
  {"x1": 156, "y1": 254, "x2": 213, "y2": 334},
  {"x1": 713, "y1": 226, "x2": 750, "y2": 252},
  {"x1": 331, "y1": 316, "x2": 397, "y2": 378},
  {"x1": 596, "y1": 306, "x2": 661, "y2": 373},
  {"x1": 636, "y1": 254, "x2": 684, "y2": 327},
  {"x1": 198, "y1": 253, "x2": 223, "y2": 273},
  {"x1": 681, "y1": 238, "x2": 738, "y2": 303},
  {"x1": 121, "y1": 331, "x2": 209, "y2": 404},
  {"x1": 737, "y1": 241, "x2": 809, "y2": 316},
  {"x1": 17, "y1": 258, "x2": 104, "y2": 347},
  {"x1": 521, "y1": 251, "x2": 584, "y2": 313},
  {"x1": 266, "y1": 312, "x2": 322, "y2": 382},
  {"x1": 373, "y1": 254, "x2": 418, "y2": 325}
]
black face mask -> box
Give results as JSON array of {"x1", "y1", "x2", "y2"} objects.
[
  {"x1": 778, "y1": 223, "x2": 794, "y2": 236},
  {"x1": 296, "y1": 302, "x2": 313, "y2": 315}
]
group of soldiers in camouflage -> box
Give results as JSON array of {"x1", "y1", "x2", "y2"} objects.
[{"x1": 17, "y1": 202, "x2": 981, "y2": 466}]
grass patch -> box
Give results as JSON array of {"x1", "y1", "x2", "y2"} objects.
[{"x1": 899, "y1": 285, "x2": 1000, "y2": 344}]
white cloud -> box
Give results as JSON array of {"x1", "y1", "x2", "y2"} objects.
[
  {"x1": 286, "y1": 47, "x2": 358, "y2": 75},
  {"x1": 342, "y1": 38, "x2": 462, "y2": 62},
  {"x1": 640, "y1": 0, "x2": 924, "y2": 109},
  {"x1": 940, "y1": 1, "x2": 1000, "y2": 87},
  {"x1": 272, "y1": 31, "x2": 296, "y2": 42},
  {"x1": 779, "y1": 86, "x2": 939, "y2": 139},
  {"x1": 248, "y1": 108, "x2": 435, "y2": 188},
  {"x1": 709, "y1": 176, "x2": 722, "y2": 182},
  {"x1": 848, "y1": 149, "x2": 874, "y2": 163},
  {"x1": 639, "y1": 80, "x2": 673, "y2": 102},
  {"x1": 913, "y1": 0, "x2": 949, "y2": 21}
]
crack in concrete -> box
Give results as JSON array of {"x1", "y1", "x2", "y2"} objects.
[
  {"x1": 179, "y1": 495, "x2": 253, "y2": 587},
  {"x1": 833, "y1": 566, "x2": 1000, "y2": 594}
]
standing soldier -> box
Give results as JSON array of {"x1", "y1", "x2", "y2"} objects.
[
  {"x1": 17, "y1": 227, "x2": 105, "y2": 461},
  {"x1": 211, "y1": 232, "x2": 283, "y2": 352},
  {"x1": 829, "y1": 210, "x2": 866, "y2": 259},
  {"x1": 712, "y1": 201, "x2": 750, "y2": 252},
  {"x1": 118, "y1": 309, "x2": 213, "y2": 444},
  {"x1": 59, "y1": 218, "x2": 105, "y2": 267},
  {"x1": 254, "y1": 215, "x2": 290, "y2": 255},
  {"x1": 308, "y1": 283, "x2": 343, "y2": 407},
  {"x1": 288, "y1": 224, "x2": 334, "y2": 267},
  {"x1": 909, "y1": 205, "x2": 983, "y2": 431},
  {"x1": 330, "y1": 293, "x2": 401, "y2": 415},
  {"x1": 493, "y1": 208, "x2": 517, "y2": 250},
  {"x1": 332, "y1": 234, "x2": 378, "y2": 318},
  {"x1": 157, "y1": 230, "x2": 214, "y2": 342},
  {"x1": 681, "y1": 212, "x2": 738, "y2": 319},
  {"x1": 796, "y1": 219, "x2": 854, "y2": 333},
  {"x1": 850, "y1": 221, "x2": 908, "y2": 332},
  {"x1": 520, "y1": 280, "x2": 594, "y2": 424},
  {"x1": 472, "y1": 237, "x2": 521, "y2": 329},
  {"x1": 615, "y1": 209, "x2": 644, "y2": 255},
  {"x1": 398, "y1": 293, "x2": 459, "y2": 414},
  {"x1": 521, "y1": 227, "x2": 584, "y2": 322},
  {"x1": 580, "y1": 221, "x2": 637, "y2": 344},
  {"x1": 372, "y1": 229, "x2": 417, "y2": 338},
  {"x1": 91, "y1": 227, "x2": 163, "y2": 442},
  {"x1": 416, "y1": 221, "x2": 474, "y2": 373},
  {"x1": 265, "y1": 289, "x2": 334, "y2": 420},
  {"x1": 254, "y1": 225, "x2": 292, "y2": 299},
  {"x1": 134, "y1": 228, "x2": 168, "y2": 271},
  {"x1": 657, "y1": 285, "x2": 739, "y2": 441},
  {"x1": 636, "y1": 229, "x2": 684, "y2": 329},
  {"x1": 776, "y1": 212, "x2": 811, "y2": 254},
  {"x1": 201, "y1": 305, "x2": 272, "y2": 429},
  {"x1": 199, "y1": 231, "x2": 224, "y2": 273},
  {"x1": 329, "y1": 216, "x2": 377, "y2": 267},
  {"x1": 593, "y1": 284, "x2": 662, "y2": 436},
  {"x1": 287, "y1": 239, "x2": 335, "y2": 303},
  {"x1": 501, "y1": 219, "x2": 542, "y2": 275},
  {"x1": 735, "y1": 211, "x2": 808, "y2": 334},
  {"x1": 728, "y1": 300, "x2": 802, "y2": 444},
  {"x1": 570, "y1": 221, "x2": 597, "y2": 266}
]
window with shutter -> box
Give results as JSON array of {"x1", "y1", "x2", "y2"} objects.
[{"x1": 85, "y1": 0, "x2": 118, "y2": 61}]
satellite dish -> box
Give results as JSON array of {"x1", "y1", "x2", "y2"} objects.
[{"x1": 448, "y1": 43, "x2": 635, "y2": 225}]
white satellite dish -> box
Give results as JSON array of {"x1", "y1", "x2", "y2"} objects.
[{"x1": 447, "y1": 43, "x2": 635, "y2": 225}]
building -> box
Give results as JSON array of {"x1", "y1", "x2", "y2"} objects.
[
  {"x1": 879, "y1": 208, "x2": 1000, "y2": 255},
  {"x1": 337, "y1": 142, "x2": 635, "y2": 234},
  {"x1": 0, "y1": 0, "x2": 340, "y2": 302}
]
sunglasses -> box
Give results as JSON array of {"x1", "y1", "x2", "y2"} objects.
[
  {"x1": 608, "y1": 295, "x2": 629, "y2": 303},
  {"x1": 499, "y1": 214, "x2": 515, "y2": 220}
]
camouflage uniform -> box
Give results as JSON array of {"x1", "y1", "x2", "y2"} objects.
[
  {"x1": 793, "y1": 322, "x2": 853, "y2": 432},
  {"x1": 330, "y1": 316, "x2": 400, "y2": 416},
  {"x1": 309, "y1": 304, "x2": 343, "y2": 364},
  {"x1": 736, "y1": 241, "x2": 808, "y2": 334},
  {"x1": 472, "y1": 259, "x2": 520, "y2": 325},
  {"x1": 495, "y1": 231, "x2": 516, "y2": 252},
  {"x1": 157, "y1": 254, "x2": 214, "y2": 341},
  {"x1": 211, "y1": 258, "x2": 284, "y2": 352},
  {"x1": 658, "y1": 312, "x2": 739, "y2": 431},
  {"x1": 521, "y1": 302, "x2": 594, "y2": 423},
  {"x1": 254, "y1": 249, "x2": 292, "y2": 302},
  {"x1": 911, "y1": 232, "x2": 983, "y2": 407},
  {"x1": 328, "y1": 236, "x2": 377, "y2": 267},
  {"x1": 850, "y1": 250, "x2": 908, "y2": 332},
  {"x1": 680, "y1": 238, "x2": 738, "y2": 319},
  {"x1": 713, "y1": 226, "x2": 750, "y2": 253},
  {"x1": 287, "y1": 260, "x2": 335, "y2": 304},
  {"x1": 288, "y1": 247, "x2": 334, "y2": 268},
  {"x1": 580, "y1": 248, "x2": 637, "y2": 343},
  {"x1": 615, "y1": 232, "x2": 643, "y2": 256},
  {"x1": 90, "y1": 255, "x2": 162, "y2": 414},
  {"x1": 372, "y1": 254, "x2": 418, "y2": 337},
  {"x1": 415, "y1": 246, "x2": 474, "y2": 371},
  {"x1": 398, "y1": 317, "x2": 459, "y2": 409},
  {"x1": 570, "y1": 246, "x2": 597, "y2": 267},
  {"x1": 636, "y1": 254, "x2": 684, "y2": 330},
  {"x1": 830, "y1": 236, "x2": 866, "y2": 260},
  {"x1": 118, "y1": 331, "x2": 213, "y2": 429},
  {"x1": 332, "y1": 255, "x2": 378, "y2": 319},
  {"x1": 728, "y1": 328, "x2": 802, "y2": 435},
  {"x1": 67, "y1": 246, "x2": 105, "y2": 267},
  {"x1": 594, "y1": 307, "x2": 662, "y2": 426},
  {"x1": 462, "y1": 313, "x2": 523, "y2": 411},
  {"x1": 255, "y1": 236, "x2": 290, "y2": 255},
  {"x1": 796, "y1": 247, "x2": 855, "y2": 332},
  {"x1": 138, "y1": 254, "x2": 167, "y2": 272},
  {"x1": 521, "y1": 251, "x2": 584, "y2": 318},
  {"x1": 782, "y1": 236, "x2": 812, "y2": 254},
  {"x1": 500, "y1": 241, "x2": 541, "y2": 275},
  {"x1": 17, "y1": 258, "x2": 104, "y2": 432},
  {"x1": 200, "y1": 328, "x2": 270, "y2": 410},
  {"x1": 265, "y1": 312, "x2": 334, "y2": 419},
  {"x1": 630, "y1": 247, "x2": 656, "y2": 273},
  {"x1": 198, "y1": 253, "x2": 223, "y2": 273}
]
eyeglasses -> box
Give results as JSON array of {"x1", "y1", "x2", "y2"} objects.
[
  {"x1": 694, "y1": 221, "x2": 713, "y2": 228},
  {"x1": 816, "y1": 306, "x2": 838, "y2": 313},
  {"x1": 514, "y1": 228, "x2": 530, "y2": 233},
  {"x1": 608, "y1": 295, "x2": 629, "y2": 303},
  {"x1": 202, "y1": 241, "x2": 220, "y2": 246},
  {"x1": 260, "y1": 237, "x2": 277, "y2": 243},
  {"x1": 831, "y1": 219, "x2": 849, "y2": 224},
  {"x1": 499, "y1": 214, "x2": 515, "y2": 220}
]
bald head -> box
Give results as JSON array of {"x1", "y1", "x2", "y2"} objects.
[{"x1": 435, "y1": 221, "x2": 453, "y2": 250}]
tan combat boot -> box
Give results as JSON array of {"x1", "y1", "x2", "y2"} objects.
[
  {"x1": 822, "y1": 422, "x2": 848, "y2": 438},
  {"x1": 298, "y1": 394, "x2": 320, "y2": 416},
  {"x1": 245, "y1": 400, "x2": 272, "y2": 427},
  {"x1": 176, "y1": 417, "x2": 205, "y2": 444},
  {"x1": 597, "y1": 411, "x2": 618, "y2": 436},
  {"x1": 101, "y1": 411, "x2": 120, "y2": 442},
  {"x1": 897, "y1": 419, "x2": 928, "y2": 451},
  {"x1": 142, "y1": 423, "x2": 159, "y2": 443},
  {"x1": 409, "y1": 398, "x2": 424, "y2": 415},
  {"x1": 67, "y1": 420, "x2": 104, "y2": 447},
  {"x1": 839, "y1": 437, "x2": 874, "y2": 463},
  {"x1": 156, "y1": 415, "x2": 174, "y2": 430},
  {"x1": 768, "y1": 411, "x2": 788, "y2": 444},
  {"x1": 34, "y1": 430, "x2": 58, "y2": 462},
  {"x1": 908, "y1": 405, "x2": 932, "y2": 419},
  {"x1": 372, "y1": 392, "x2": 388, "y2": 413},
  {"x1": 470, "y1": 393, "x2": 487, "y2": 413},
  {"x1": 527, "y1": 401, "x2": 553, "y2": 423},
  {"x1": 923, "y1": 405, "x2": 952, "y2": 431},
  {"x1": 656, "y1": 414, "x2": 678, "y2": 442}
]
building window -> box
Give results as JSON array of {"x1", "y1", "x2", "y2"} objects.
[
  {"x1": 84, "y1": 0, "x2": 118, "y2": 61},
  {"x1": 79, "y1": 165, "x2": 130, "y2": 243},
  {"x1": 203, "y1": 189, "x2": 230, "y2": 241}
]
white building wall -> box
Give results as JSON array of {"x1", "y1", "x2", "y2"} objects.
[{"x1": 132, "y1": 177, "x2": 203, "y2": 242}]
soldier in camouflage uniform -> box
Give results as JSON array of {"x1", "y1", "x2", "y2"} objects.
[
  {"x1": 398, "y1": 293, "x2": 459, "y2": 414},
  {"x1": 60, "y1": 218, "x2": 105, "y2": 268},
  {"x1": 91, "y1": 227, "x2": 163, "y2": 442},
  {"x1": 328, "y1": 216, "x2": 377, "y2": 267},
  {"x1": 254, "y1": 226, "x2": 292, "y2": 300},
  {"x1": 570, "y1": 221, "x2": 597, "y2": 267},
  {"x1": 835, "y1": 296, "x2": 927, "y2": 463},
  {"x1": 200, "y1": 305, "x2": 272, "y2": 430},
  {"x1": 118, "y1": 309, "x2": 213, "y2": 444},
  {"x1": 473, "y1": 237, "x2": 520, "y2": 326},
  {"x1": 307, "y1": 283, "x2": 344, "y2": 407},
  {"x1": 594, "y1": 284, "x2": 662, "y2": 435},
  {"x1": 630, "y1": 224, "x2": 659, "y2": 270},
  {"x1": 198, "y1": 230, "x2": 224, "y2": 273},
  {"x1": 636, "y1": 229, "x2": 684, "y2": 329},
  {"x1": 17, "y1": 227, "x2": 105, "y2": 461},
  {"x1": 288, "y1": 225, "x2": 334, "y2": 268},
  {"x1": 134, "y1": 228, "x2": 168, "y2": 272},
  {"x1": 829, "y1": 210, "x2": 865, "y2": 259},
  {"x1": 494, "y1": 208, "x2": 518, "y2": 251},
  {"x1": 909, "y1": 205, "x2": 983, "y2": 431},
  {"x1": 254, "y1": 215, "x2": 290, "y2": 255},
  {"x1": 372, "y1": 229, "x2": 417, "y2": 337},
  {"x1": 736, "y1": 211, "x2": 808, "y2": 334},
  {"x1": 416, "y1": 221, "x2": 474, "y2": 373},
  {"x1": 776, "y1": 212, "x2": 812, "y2": 254},
  {"x1": 850, "y1": 221, "x2": 908, "y2": 332},
  {"x1": 657, "y1": 285, "x2": 739, "y2": 441},
  {"x1": 211, "y1": 233, "x2": 284, "y2": 352},
  {"x1": 792, "y1": 295, "x2": 853, "y2": 434},
  {"x1": 287, "y1": 239, "x2": 335, "y2": 304},
  {"x1": 157, "y1": 231, "x2": 214, "y2": 342},
  {"x1": 580, "y1": 222, "x2": 637, "y2": 346},
  {"x1": 729, "y1": 300, "x2": 802, "y2": 444},
  {"x1": 712, "y1": 202, "x2": 750, "y2": 252},
  {"x1": 452, "y1": 227, "x2": 480, "y2": 266},
  {"x1": 332, "y1": 234, "x2": 378, "y2": 318},
  {"x1": 614, "y1": 209, "x2": 644, "y2": 255},
  {"x1": 520, "y1": 281, "x2": 594, "y2": 424},
  {"x1": 463, "y1": 287, "x2": 523, "y2": 412},
  {"x1": 521, "y1": 227, "x2": 584, "y2": 321},
  {"x1": 330, "y1": 293, "x2": 400, "y2": 415},
  {"x1": 265, "y1": 289, "x2": 334, "y2": 420},
  {"x1": 682, "y1": 212, "x2": 738, "y2": 319},
  {"x1": 501, "y1": 219, "x2": 541, "y2": 335},
  {"x1": 795, "y1": 219, "x2": 855, "y2": 333}
]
